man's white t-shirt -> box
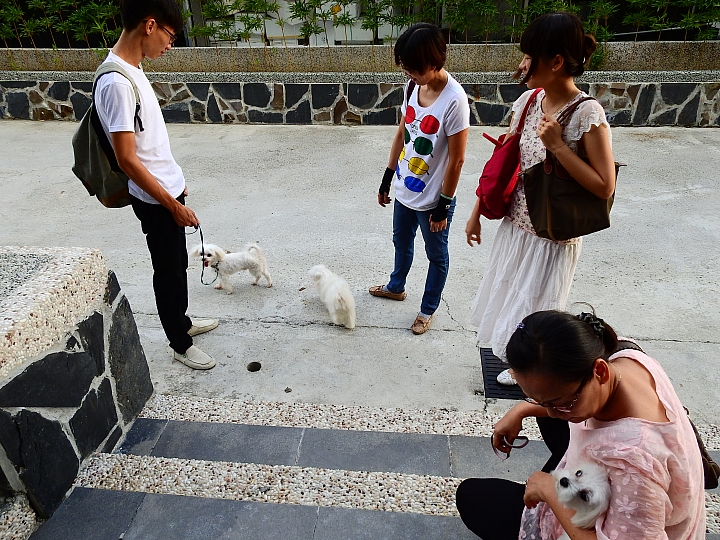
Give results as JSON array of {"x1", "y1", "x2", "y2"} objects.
[
  {"x1": 94, "y1": 51, "x2": 185, "y2": 204},
  {"x1": 395, "y1": 73, "x2": 470, "y2": 211}
]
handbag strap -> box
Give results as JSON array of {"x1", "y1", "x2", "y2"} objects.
[
  {"x1": 613, "y1": 339, "x2": 719, "y2": 489},
  {"x1": 514, "y1": 88, "x2": 543, "y2": 134},
  {"x1": 556, "y1": 95, "x2": 597, "y2": 127}
]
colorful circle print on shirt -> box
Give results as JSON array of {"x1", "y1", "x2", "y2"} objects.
[{"x1": 398, "y1": 104, "x2": 441, "y2": 193}]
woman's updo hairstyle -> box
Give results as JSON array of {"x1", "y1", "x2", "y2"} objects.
[
  {"x1": 506, "y1": 309, "x2": 618, "y2": 384},
  {"x1": 516, "y1": 12, "x2": 597, "y2": 85}
]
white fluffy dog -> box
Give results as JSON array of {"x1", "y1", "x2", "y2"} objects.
[
  {"x1": 190, "y1": 243, "x2": 272, "y2": 293},
  {"x1": 552, "y1": 461, "x2": 611, "y2": 540},
  {"x1": 308, "y1": 265, "x2": 356, "y2": 329}
]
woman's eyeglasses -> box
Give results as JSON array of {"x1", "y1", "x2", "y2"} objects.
[
  {"x1": 492, "y1": 435, "x2": 529, "y2": 460},
  {"x1": 523, "y1": 376, "x2": 590, "y2": 413}
]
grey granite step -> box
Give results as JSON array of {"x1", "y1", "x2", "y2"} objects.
[
  {"x1": 119, "y1": 417, "x2": 551, "y2": 481},
  {"x1": 31, "y1": 488, "x2": 479, "y2": 540}
]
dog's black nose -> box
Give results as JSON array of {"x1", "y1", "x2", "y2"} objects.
[{"x1": 559, "y1": 477, "x2": 569, "y2": 488}]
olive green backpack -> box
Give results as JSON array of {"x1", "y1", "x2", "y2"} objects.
[{"x1": 71, "y1": 62, "x2": 144, "y2": 208}]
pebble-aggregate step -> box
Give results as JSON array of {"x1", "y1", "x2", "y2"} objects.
[
  {"x1": 77, "y1": 453, "x2": 463, "y2": 517},
  {"x1": 141, "y1": 394, "x2": 543, "y2": 439},
  {"x1": 0, "y1": 496, "x2": 37, "y2": 540},
  {"x1": 141, "y1": 394, "x2": 720, "y2": 450}
]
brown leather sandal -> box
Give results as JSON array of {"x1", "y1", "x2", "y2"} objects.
[
  {"x1": 368, "y1": 285, "x2": 406, "y2": 301},
  {"x1": 411, "y1": 314, "x2": 433, "y2": 335}
]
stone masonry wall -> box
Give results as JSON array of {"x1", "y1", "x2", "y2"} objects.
[
  {"x1": 1, "y1": 76, "x2": 719, "y2": 127},
  {"x1": 0, "y1": 247, "x2": 153, "y2": 519}
]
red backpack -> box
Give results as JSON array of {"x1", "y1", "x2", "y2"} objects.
[{"x1": 476, "y1": 88, "x2": 542, "y2": 219}]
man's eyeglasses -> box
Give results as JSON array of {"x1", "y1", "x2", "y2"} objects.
[
  {"x1": 143, "y1": 20, "x2": 177, "y2": 44},
  {"x1": 157, "y1": 23, "x2": 177, "y2": 44},
  {"x1": 523, "y1": 375, "x2": 590, "y2": 413}
]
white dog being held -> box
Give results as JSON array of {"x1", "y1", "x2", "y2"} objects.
[
  {"x1": 190, "y1": 243, "x2": 272, "y2": 293},
  {"x1": 552, "y1": 461, "x2": 611, "y2": 540},
  {"x1": 308, "y1": 265, "x2": 355, "y2": 329}
]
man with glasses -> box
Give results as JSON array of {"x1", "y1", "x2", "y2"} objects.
[{"x1": 94, "y1": 0, "x2": 218, "y2": 370}]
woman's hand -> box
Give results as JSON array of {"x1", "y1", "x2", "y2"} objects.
[
  {"x1": 492, "y1": 406, "x2": 525, "y2": 456},
  {"x1": 465, "y1": 203, "x2": 481, "y2": 246},
  {"x1": 465, "y1": 216, "x2": 481, "y2": 246},
  {"x1": 523, "y1": 471, "x2": 555, "y2": 509},
  {"x1": 536, "y1": 114, "x2": 564, "y2": 154}
]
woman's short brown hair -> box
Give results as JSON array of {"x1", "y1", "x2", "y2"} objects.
[
  {"x1": 394, "y1": 23, "x2": 447, "y2": 74},
  {"x1": 516, "y1": 12, "x2": 597, "y2": 85}
]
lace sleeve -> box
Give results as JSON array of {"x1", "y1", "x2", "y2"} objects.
[{"x1": 563, "y1": 100, "x2": 609, "y2": 145}]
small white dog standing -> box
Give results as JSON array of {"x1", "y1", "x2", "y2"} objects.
[
  {"x1": 190, "y1": 243, "x2": 272, "y2": 294},
  {"x1": 552, "y1": 461, "x2": 611, "y2": 540},
  {"x1": 308, "y1": 265, "x2": 356, "y2": 329}
]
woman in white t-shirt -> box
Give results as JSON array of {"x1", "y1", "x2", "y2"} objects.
[
  {"x1": 465, "y1": 12, "x2": 617, "y2": 384},
  {"x1": 370, "y1": 23, "x2": 470, "y2": 335}
]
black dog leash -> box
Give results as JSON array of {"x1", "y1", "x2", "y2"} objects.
[{"x1": 186, "y1": 225, "x2": 219, "y2": 286}]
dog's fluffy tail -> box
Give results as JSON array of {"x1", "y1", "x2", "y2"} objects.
[
  {"x1": 246, "y1": 244, "x2": 265, "y2": 259},
  {"x1": 247, "y1": 244, "x2": 272, "y2": 287},
  {"x1": 337, "y1": 293, "x2": 356, "y2": 329}
]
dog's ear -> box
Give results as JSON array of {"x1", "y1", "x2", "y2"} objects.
[{"x1": 189, "y1": 245, "x2": 201, "y2": 257}]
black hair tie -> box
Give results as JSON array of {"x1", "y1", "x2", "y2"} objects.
[{"x1": 578, "y1": 312, "x2": 605, "y2": 340}]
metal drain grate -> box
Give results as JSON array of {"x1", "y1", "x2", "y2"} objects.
[{"x1": 480, "y1": 348, "x2": 526, "y2": 400}]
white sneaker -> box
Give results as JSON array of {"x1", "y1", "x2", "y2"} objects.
[
  {"x1": 173, "y1": 345, "x2": 216, "y2": 370},
  {"x1": 188, "y1": 318, "x2": 219, "y2": 337},
  {"x1": 497, "y1": 368, "x2": 517, "y2": 386}
]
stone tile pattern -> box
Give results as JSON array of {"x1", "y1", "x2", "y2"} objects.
[
  {"x1": 2, "y1": 79, "x2": 719, "y2": 127},
  {"x1": 0, "y1": 248, "x2": 153, "y2": 520}
]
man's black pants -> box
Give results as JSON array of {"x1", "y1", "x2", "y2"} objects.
[{"x1": 131, "y1": 194, "x2": 192, "y2": 354}]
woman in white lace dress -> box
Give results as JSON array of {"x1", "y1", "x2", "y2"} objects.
[{"x1": 465, "y1": 12, "x2": 617, "y2": 385}]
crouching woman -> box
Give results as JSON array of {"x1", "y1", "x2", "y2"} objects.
[{"x1": 456, "y1": 310, "x2": 706, "y2": 539}]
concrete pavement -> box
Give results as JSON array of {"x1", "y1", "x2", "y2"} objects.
[{"x1": 1, "y1": 121, "x2": 719, "y2": 424}]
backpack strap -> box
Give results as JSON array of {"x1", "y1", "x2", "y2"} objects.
[
  {"x1": 90, "y1": 61, "x2": 145, "y2": 174},
  {"x1": 405, "y1": 80, "x2": 416, "y2": 108},
  {"x1": 92, "y1": 61, "x2": 145, "y2": 133}
]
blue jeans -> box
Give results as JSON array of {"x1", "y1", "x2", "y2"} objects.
[{"x1": 387, "y1": 198, "x2": 455, "y2": 315}]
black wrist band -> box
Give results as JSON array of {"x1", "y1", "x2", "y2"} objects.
[
  {"x1": 379, "y1": 167, "x2": 395, "y2": 194},
  {"x1": 430, "y1": 195, "x2": 452, "y2": 222}
]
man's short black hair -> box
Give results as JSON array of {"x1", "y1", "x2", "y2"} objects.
[
  {"x1": 394, "y1": 24, "x2": 447, "y2": 74},
  {"x1": 119, "y1": 0, "x2": 183, "y2": 33}
]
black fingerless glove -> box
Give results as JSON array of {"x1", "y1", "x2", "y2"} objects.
[
  {"x1": 430, "y1": 194, "x2": 453, "y2": 223},
  {"x1": 379, "y1": 167, "x2": 395, "y2": 195}
]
